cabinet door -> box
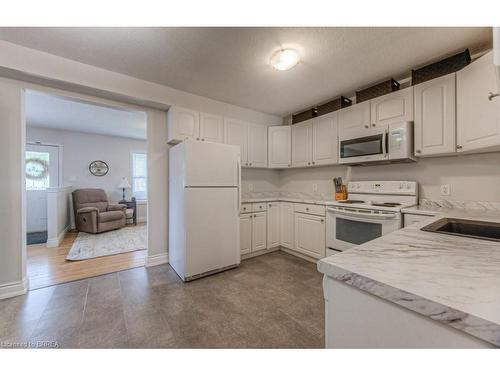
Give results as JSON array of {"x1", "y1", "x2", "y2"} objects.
[
  {"x1": 199, "y1": 112, "x2": 224, "y2": 143},
  {"x1": 268, "y1": 126, "x2": 291, "y2": 168},
  {"x1": 338, "y1": 101, "x2": 371, "y2": 135},
  {"x1": 280, "y1": 202, "x2": 294, "y2": 250},
  {"x1": 457, "y1": 51, "x2": 500, "y2": 153},
  {"x1": 224, "y1": 118, "x2": 248, "y2": 165},
  {"x1": 291, "y1": 120, "x2": 313, "y2": 167},
  {"x1": 240, "y1": 213, "x2": 252, "y2": 255},
  {"x1": 252, "y1": 212, "x2": 267, "y2": 252},
  {"x1": 167, "y1": 106, "x2": 200, "y2": 143},
  {"x1": 294, "y1": 213, "x2": 325, "y2": 259},
  {"x1": 312, "y1": 113, "x2": 338, "y2": 166},
  {"x1": 370, "y1": 86, "x2": 414, "y2": 128},
  {"x1": 267, "y1": 202, "x2": 280, "y2": 249},
  {"x1": 414, "y1": 73, "x2": 456, "y2": 156},
  {"x1": 247, "y1": 124, "x2": 268, "y2": 168}
]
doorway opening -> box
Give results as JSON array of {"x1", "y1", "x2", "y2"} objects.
[{"x1": 24, "y1": 89, "x2": 149, "y2": 290}]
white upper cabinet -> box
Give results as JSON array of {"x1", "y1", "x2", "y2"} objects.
[
  {"x1": 268, "y1": 126, "x2": 292, "y2": 168},
  {"x1": 370, "y1": 86, "x2": 414, "y2": 128},
  {"x1": 414, "y1": 73, "x2": 456, "y2": 156},
  {"x1": 291, "y1": 120, "x2": 313, "y2": 167},
  {"x1": 338, "y1": 101, "x2": 371, "y2": 134},
  {"x1": 224, "y1": 118, "x2": 249, "y2": 165},
  {"x1": 312, "y1": 113, "x2": 338, "y2": 166},
  {"x1": 167, "y1": 106, "x2": 200, "y2": 143},
  {"x1": 199, "y1": 112, "x2": 224, "y2": 143},
  {"x1": 457, "y1": 51, "x2": 500, "y2": 153},
  {"x1": 247, "y1": 124, "x2": 268, "y2": 168}
]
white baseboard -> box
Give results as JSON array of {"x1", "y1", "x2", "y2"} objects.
[
  {"x1": 241, "y1": 247, "x2": 280, "y2": 260},
  {"x1": 146, "y1": 252, "x2": 168, "y2": 267},
  {"x1": 46, "y1": 224, "x2": 70, "y2": 248},
  {"x1": 0, "y1": 278, "x2": 28, "y2": 300},
  {"x1": 280, "y1": 247, "x2": 319, "y2": 264}
]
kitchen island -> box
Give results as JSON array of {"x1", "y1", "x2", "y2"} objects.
[{"x1": 317, "y1": 211, "x2": 500, "y2": 348}]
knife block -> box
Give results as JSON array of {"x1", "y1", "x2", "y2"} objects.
[{"x1": 335, "y1": 185, "x2": 347, "y2": 201}]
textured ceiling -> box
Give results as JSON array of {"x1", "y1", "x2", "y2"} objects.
[
  {"x1": 26, "y1": 90, "x2": 147, "y2": 140},
  {"x1": 0, "y1": 27, "x2": 492, "y2": 116}
]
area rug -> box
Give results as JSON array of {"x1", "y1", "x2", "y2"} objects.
[{"x1": 66, "y1": 225, "x2": 147, "y2": 261}]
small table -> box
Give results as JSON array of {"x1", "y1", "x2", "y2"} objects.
[{"x1": 119, "y1": 200, "x2": 137, "y2": 225}]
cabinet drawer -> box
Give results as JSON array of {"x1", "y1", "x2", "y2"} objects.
[
  {"x1": 240, "y1": 204, "x2": 252, "y2": 214},
  {"x1": 252, "y1": 203, "x2": 267, "y2": 212},
  {"x1": 294, "y1": 203, "x2": 325, "y2": 216}
]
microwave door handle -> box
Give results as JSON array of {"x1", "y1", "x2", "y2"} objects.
[{"x1": 383, "y1": 131, "x2": 389, "y2": 156}]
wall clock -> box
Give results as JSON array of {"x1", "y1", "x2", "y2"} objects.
[{"x1": 89, "y1": 160, "x2": 109, "y2": 176}]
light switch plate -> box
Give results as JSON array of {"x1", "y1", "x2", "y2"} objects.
[{"x1": 440, "y1": 184, "x2": 451, "y2": 196}]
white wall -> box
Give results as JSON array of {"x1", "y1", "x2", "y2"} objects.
[
  {"x1": 26, "y1": 126, "x2": 147, "y2": 202},
  {"x1": 241, "y1": 168, "x2": 280, "y2": 195},
  {"x1": 46, "y1": 186, "x2": 72, "y2": 247},
  {"x1": 278, "y1": 152, "x2": 500, "y2": 202},
  {"x1": 0, "y1": 79, "x2": 27, "y2": 299}
]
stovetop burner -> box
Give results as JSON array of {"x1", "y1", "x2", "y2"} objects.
[
  {"x1": 372, "y1": 202, "x2": 402, "y2": 207},
  {"x1": 340, "y1": 200, "x2": 365, "y2": 204}
]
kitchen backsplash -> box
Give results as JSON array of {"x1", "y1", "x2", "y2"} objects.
[{"x1": 242, "y1": 151, "x2": 500, "y2": 203}]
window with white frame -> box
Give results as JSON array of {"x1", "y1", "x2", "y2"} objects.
[{"x1": 132, "y1": 152, "x2": 147, "y2": 200}]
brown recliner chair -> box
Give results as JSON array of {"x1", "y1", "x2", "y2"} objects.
[{"x1": 72, "y1": 188, "x2": 126, "y2": 234}]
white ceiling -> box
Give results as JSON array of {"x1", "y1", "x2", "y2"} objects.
[
  {"x1": 1, "y1": 27, "x2": 492, "y2": 116},
  {"x1": 26, "y1": 90, "x2": 147, "y2": 139}
]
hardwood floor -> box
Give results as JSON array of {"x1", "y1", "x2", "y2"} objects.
[{"x1": 27, "y1": 226, "x2": 147, "y2": 290}]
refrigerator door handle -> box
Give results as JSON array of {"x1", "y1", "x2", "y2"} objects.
[{"x1": 237, "y1": 158, "x2": 241, "y2": 213}]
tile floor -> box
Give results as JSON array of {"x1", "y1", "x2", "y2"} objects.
[{"x1": 0, "y1": 251, "x2": 324, "y2": 348}]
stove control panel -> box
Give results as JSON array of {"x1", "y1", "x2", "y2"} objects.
[{"x1": 347, "y1": 181, "x2": 417, "y2": 196}]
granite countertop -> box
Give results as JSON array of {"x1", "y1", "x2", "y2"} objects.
[{"x1": 317, "y1": 210, "x2": 500, "y2": 347}]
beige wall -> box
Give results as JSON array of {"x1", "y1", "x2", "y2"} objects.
[
  {"x1": 277, "y1": 152, "x2": 500, "y2": 202},
  {"x1": 241, "y1": 168, "x2": 280, "y2": 194}
]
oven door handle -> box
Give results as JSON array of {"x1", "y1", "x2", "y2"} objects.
[{"x1": 327, "y1": 207, "x2": 399, "y2": 220}]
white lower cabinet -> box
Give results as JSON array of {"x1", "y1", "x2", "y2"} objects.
[
  {"x1": 280, "y1": 202, "x2": 294, "y2": 250},
  {"x1": 294, "y1": 212, "x2": 326, "y2": 259},
  {"x1": 240, "y1": 205, "x2": 268, "y2": 255},
  {"x1": 252, "y1": 212, "x2": 267, "y2": 251},
  {"x1": 267, "y1": 202, "x2": 280, "y2": 249},
  {"x1": 239, "y1": 213, "x2": 252, "y2": 255}
]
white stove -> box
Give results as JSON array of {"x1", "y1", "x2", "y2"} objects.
[{"x1": 326, "y1": 181, "x2": 418, "y2": 255}]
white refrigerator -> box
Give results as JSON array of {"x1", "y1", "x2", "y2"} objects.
[{"x1": 169, "y1": 140, "x2": 241, "y2": 281}]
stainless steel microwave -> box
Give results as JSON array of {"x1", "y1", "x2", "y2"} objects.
[{"x1": 339, "y1": 122, "x2": 416, "y2": 165}]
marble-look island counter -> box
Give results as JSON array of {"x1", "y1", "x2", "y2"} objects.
[{"x1": 317, "y1": 211, "x2": 500, "y2": 348}]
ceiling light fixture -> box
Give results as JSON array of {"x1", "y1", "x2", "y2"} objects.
[{"x1": 270, "y1": 48, "x2": 300, "y2": 71}]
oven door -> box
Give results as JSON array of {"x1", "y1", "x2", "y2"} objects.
[
  {"x1": 339, "y1": 131, "x2": 387, "y2": 164},
  {"x1": 326, "y1": 207, "x2": 401, "y2": 252}
]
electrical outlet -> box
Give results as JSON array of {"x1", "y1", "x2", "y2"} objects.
[
  {"x1": 440, "y1": 184, "x2": 451, "y2": 196},
  {"x1": 248, "y1": 184, "x2": 254, "y2": 192},
  {"x1": 312, "y1": 184, "x2": 318, "y2": 192}
]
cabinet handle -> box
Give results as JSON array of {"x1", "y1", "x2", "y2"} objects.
[
  {"x1": 415, "y1": 150, "x2": 421, "y2": 154},
  {"x1": 456, "y1": 145, "x2": 463, "y2": 150},
  {"x1": 201, "y1": 138, "x2": 205, "y2": 141},
  {"x1": 364, "y1": 125, "x2": 369, "y2": 128},
  {"x1": 320, "y1": 219, "x2": 324, "y2": 222},
  {"x1": 488, "y1": 92, "x2": 499, "y2": 101},
  {"x1": 250, "y1": 163, "x2": 252, "y2": 166},
  {"x1": 196, "y1": 137, "x2": 200, "y2": 140},
  {"x1": 312, "y1": 161, "x2": 315, "y2": 165},
  {"x1": 372, "y1": 123, "x2": 376, "y2": 127},
  {"x1": 306, "y1": 208, "x2": 309, "y2": 211},
  {"x1": 307, "y1": 162, "x2": 311, "y2": 165},
  {"x1": 288, "y1": 164, "x2": 291, "y2": 167}
]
